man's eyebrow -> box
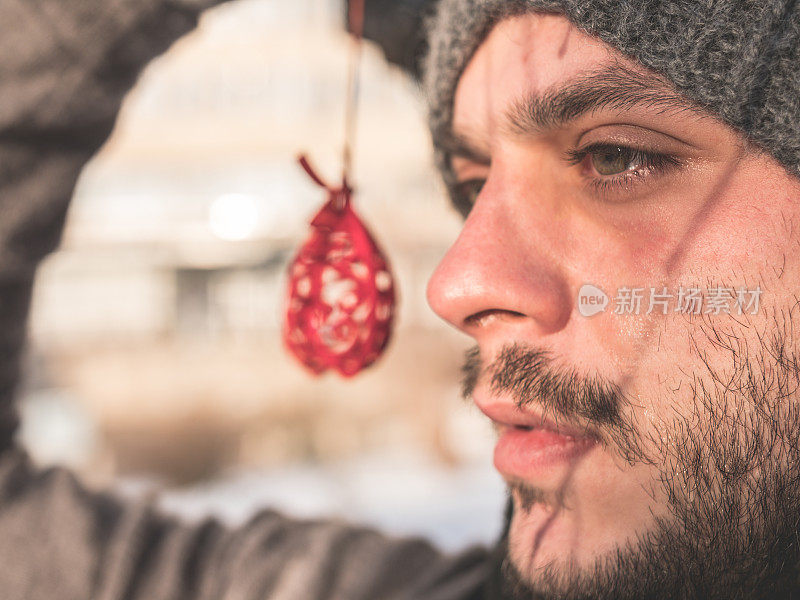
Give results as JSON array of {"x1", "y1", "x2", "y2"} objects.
[
  {"x1": 433, "y1": 63, "x2": 704, "y2": 174},
  {"x1": 504, "y1": 63, "x2": 704, "y2": 136},
  {"x1": 435, "y1": 130, "x2": 491, "y2": 166}
]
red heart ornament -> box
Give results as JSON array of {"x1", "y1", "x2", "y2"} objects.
[{"x1": 283, "y1": 157, "x2": 396, "y2": 377}]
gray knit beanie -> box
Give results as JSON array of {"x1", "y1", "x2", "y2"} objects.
[{"x1": 424, "y1": 0, "x2": 800, "y2": 207}]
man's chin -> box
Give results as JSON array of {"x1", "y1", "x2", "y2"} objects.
[
  {"x1": 505, "y1": 495, "x2": 634, "y2": 591},
  {"x1": 508, "y1": 502, "x2": 582, "y2": 581}
]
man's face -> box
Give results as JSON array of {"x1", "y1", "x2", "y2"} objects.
[{"x1": 427, "y1": 13, "x2": 800, "y2": 599}]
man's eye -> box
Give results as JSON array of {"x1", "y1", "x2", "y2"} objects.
[
  {"x1": 590, "y1": 146, "x2": 641, "y2": 176},
  {"x1": 452, "y1": 178, "x2": 485, "y2": 216},
  {"x1": 567, "y1": 142, "x2": 681, "y2": 188}
]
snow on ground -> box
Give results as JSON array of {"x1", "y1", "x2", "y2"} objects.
[{"x1": 154, "y1": 450, "x2": 507, "y2": 552}]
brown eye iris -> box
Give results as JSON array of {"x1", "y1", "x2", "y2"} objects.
[{"x1": 590, "y1": 146, "x2": 637, "y2": 176}]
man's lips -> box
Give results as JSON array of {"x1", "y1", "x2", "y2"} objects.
[{"x1": 475, "y1": 400, "x2": 598, "y2": 481}]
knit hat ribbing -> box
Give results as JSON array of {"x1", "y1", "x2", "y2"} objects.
[{"x1": 423, "y1": 0, "x2": 800, "y2": 205}]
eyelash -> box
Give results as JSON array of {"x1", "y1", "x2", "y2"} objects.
[
  {"x1": 565, "y1": 142, "x2": 682, "y2": 194},
  {"x1": 450, "y1": 143, "x2": 682, "y2": 215}
]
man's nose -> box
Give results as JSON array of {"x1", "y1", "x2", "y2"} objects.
[{"x1": 426, "y1": 182, "x2": 572, "y2": 341}]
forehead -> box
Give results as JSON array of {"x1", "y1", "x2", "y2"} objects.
[{"x1": 453, "y1": 13, "x2": 621, "y2": 137}]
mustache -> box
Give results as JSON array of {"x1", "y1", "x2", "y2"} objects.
[{"x1": 462, "y1": 343, "x2": 626, "y2": 433}]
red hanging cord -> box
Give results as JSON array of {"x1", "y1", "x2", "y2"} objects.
[{"x1": 343, "y1": 0, "x2": 364, "y2": 185}]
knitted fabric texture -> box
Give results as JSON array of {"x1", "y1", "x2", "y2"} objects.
[{"x1": 423, "y1": 0, "x2": 800, "y2": 201}]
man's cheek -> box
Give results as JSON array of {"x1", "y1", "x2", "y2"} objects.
[{"x1": 668, "y1": 163, "x2": 800, "y2": 289}]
